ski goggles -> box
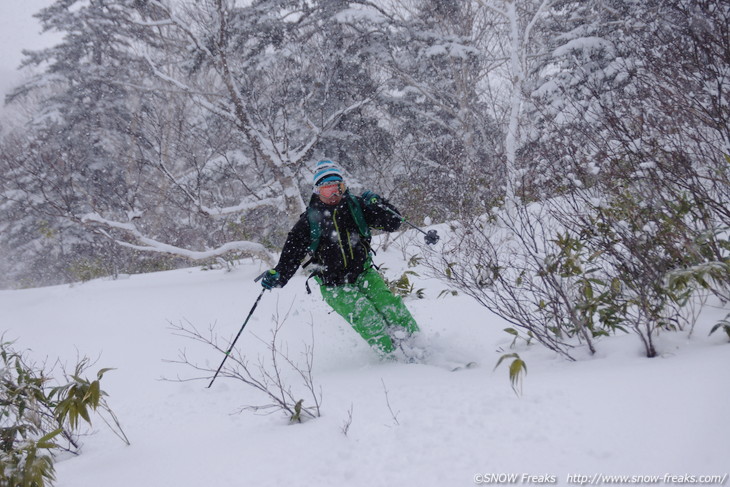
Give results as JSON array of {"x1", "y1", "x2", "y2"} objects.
[{"x1": 317, "y1": 181, "x2": 345, "y2": 198}]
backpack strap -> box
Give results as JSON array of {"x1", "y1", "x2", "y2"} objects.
[
  {"x1": 306, "y1": 205, "x2": 323, "y2": 254},
  {"x1": 345, "y1": 192, "x2": 371, "y2": 243}
]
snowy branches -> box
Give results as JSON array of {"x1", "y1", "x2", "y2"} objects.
[
  {"x1": 166, "y1": 307, "x2": 322, "y2": 423},
  {"x1": 80, "y1": 212, "x2": 276, "y2": 265}
]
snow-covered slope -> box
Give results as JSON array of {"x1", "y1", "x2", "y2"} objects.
[{"x1": 1, "y1": 238, "x2": 728, "y2": 487}]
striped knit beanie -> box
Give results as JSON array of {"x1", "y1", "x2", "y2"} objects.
[{"x1": 313, "y1": 160, "x2": 344, "y2": 187}]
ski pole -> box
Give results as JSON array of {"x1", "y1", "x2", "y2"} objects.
[
  {"x1": 377, "y1": 203, "x2": 440, "y2": 245},
  {"x1": 208, "y1": 282, "x2": 267, "y2": 388}
]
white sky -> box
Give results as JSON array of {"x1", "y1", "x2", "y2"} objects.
[{"x1": 0, "y1": 0, "x2": 59, "y2": 104}]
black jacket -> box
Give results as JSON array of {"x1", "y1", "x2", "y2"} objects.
[{"x1": 274, "y1": 192, "x2": 403, "y2": 287}]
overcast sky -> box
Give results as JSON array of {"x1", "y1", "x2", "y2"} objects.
[{"x1": 0, "y1": 0, "x2": 59, "y2": 106}]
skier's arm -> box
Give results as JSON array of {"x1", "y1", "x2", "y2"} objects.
[
  {"x1": 272, "y1": 215, "x2": 311, "y2": 287},
  {"x1": 360, "y1": 193, "x2": 403, "y2": 232}
]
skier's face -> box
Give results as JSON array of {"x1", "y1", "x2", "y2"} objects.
[{"x1": 317, "y1": 181, "x2": 345, "y2": 205}]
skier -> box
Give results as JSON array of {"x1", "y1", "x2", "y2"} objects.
[{"x1": 260, "y1": 160, "x2": 420, "y2": 356}]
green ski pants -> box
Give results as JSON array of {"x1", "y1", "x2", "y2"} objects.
[{"x1": 319, "y1": 268, "x2": 420, "y2": 354}]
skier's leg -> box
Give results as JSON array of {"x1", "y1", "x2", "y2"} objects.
[
  {"x1": 319, "y1": 284, "x2": 395, "y2": 353},
  {"x1": 357, "y1": 268, "x2": 420, "y2": 334}
]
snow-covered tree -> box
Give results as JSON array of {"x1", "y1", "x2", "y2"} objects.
[
  {"x1": 1, "y1": 0, "x2": 391, "y2": 285},
  {"x1": 1, "y1": 0, "x2": 167, "y2": 286},
  {"x1": 522, "y1": 0, "x2": 730, "y2": 356},
  {"x1": 351, "y1": 0, "x2": 500, "y2": 222}
]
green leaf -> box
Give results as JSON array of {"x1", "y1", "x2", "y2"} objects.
[
  {"x1": 96, "y1": 367, "x2": 115, "y2": 380},
  {"x1": 582, "y1": 281, "x2": 594, "y2": 300},
  {"x1": 494, "y1": 353, "x2": 527, "y2": 396},
  {"x1": 35, "y1": 428, "x2": 63, "y2": 450},
  {"x1": 66, "y1": 402, "x2": 78, "y2": 428},
  {"x1": 509, "y1": 358, "x2": 527, "y2": 381},
  {"x1": 87, "y1": 380, "x2": 101, "y2": 408},
  {"x1": 610, "y1": 278, "x2": 622, "y2": 295},
  {"x1": 493, "y1": 352, "x2": 519, "y2": 371},
  {"x1": 709, "y1": 322, "x2": 730, "y2": 340},
  {"x1": 437, "y1": 289, "x2": 458, "y2": 298},
  {"x1": 77, "y1": 404, "x2": 92, "y2": 425}
]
